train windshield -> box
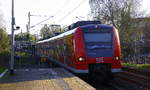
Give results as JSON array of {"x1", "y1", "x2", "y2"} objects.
[
  {"x1": 84, "y1": 32, "x2": 113, "y2": 57},
  {"x1": 84, "y1": 33, "x2": 111, "y2": 42}
]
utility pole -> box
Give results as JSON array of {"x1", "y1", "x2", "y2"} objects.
[
  {"x1": 26, "y1": 12, "x2": 54, "y2": 41},
  {"x1": 27, "y1": 12, "x2": 54, "y2": 30},
  {"x1": 28, "y1": 12, "x2": 31, "y2": 34},
  {"x1": 27, "y1": 12, "x2": 31, "y2": 40},
  {"x1": 10, "y1": 0, "x2": 15, "y2": 74}
]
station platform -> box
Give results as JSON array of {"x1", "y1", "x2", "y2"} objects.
[{"x1": 0, "y1": 68, "x2": 95, "y2": 90}]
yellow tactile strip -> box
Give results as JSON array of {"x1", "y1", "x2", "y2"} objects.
[{"x1": 0, "y1": 68, "x2": 95, "y2": 90}]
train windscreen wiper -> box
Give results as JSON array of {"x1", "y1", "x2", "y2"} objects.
[{"x1": 87, "y1": 45, "x2": 112, "y2": 49}]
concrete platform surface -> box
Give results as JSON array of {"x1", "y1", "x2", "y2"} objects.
[{"x1": 0, "y1": 68, "x2": 95, "y2": 90}]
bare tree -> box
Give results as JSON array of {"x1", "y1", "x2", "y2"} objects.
[{"x1": 89, "y1": 0, "x2": 141, "y2": 30}]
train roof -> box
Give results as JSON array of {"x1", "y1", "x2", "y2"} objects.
[
  {"x1": 37, "y1": 28, "x2": 76, "y2": 44},
  {"x1": 37, "y1": 24, "x2": 113, "y2": 44},
  {"x1": 68, "y1": 21, "x2": 101, "y2": 30},
  {"x1": 80, "y1": 24, "x2": 113, "y2": 30}
]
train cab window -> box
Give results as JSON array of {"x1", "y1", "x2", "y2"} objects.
[
  {"x1": 84, "y1": 32, "x2": 113, "y2": 57},
  {"x1": 84, "y1": 33, "x2": 111, "y2": 43}
]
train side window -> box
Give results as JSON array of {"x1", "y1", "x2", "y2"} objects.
[{"x1": 64, "y1": 44, "x2": 67, "y2": 50}]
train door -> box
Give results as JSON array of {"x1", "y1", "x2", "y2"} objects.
[{"x1": 63, "y1": 44, "x2": 67, "y2": 65}]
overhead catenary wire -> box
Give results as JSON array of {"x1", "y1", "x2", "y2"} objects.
[
  {"x1": 53, "y1": 0, "x2": 70, "y2": 16},
  {"x1": 58, "y1": 0, "x2": 86, "y2": 23},
  {"x1": 30, "y1": 16, "x2": 54, "y2": 29},
  {"x1": 31, "y1": 0, "x2": 70, "y2": 33},
  {"x1": 32, "y1": 0, "x2": 86, "y2": 35},
  {"x1": 31, "y1": 0, "x2": 69, "y2": 18},
  {"x1": 30, "y1": 16, "x2": 54, "y2": 34}
]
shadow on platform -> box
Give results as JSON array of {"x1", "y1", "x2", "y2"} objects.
[{"x1": 0, "y1": 68, "x2": 74, "y2": 84}]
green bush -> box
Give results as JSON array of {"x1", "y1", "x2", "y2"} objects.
[
  {"x1": 0, "y1": 28, "x2": 10, "y2": 68},
  {"x1": 0, "y1": 66, "x2": 6, "y2": 74},
  {"x1": 123, "y1": 63, "x2": 150, "y2": 70},
  {"x1": 0, "y1": 51, "x2": 10, "y2": 67}
]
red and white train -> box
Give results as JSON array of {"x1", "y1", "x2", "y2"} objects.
[{"x1": 36, "y1": 21, "x2": 122, "y2": 75}]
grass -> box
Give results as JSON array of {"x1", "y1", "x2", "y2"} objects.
[
  {"x1": 122, "y1": 63, "x2": 150, "y2": 70},
  {"x1": 0, "y1": 66, "x2": 6, "y2": 74}
]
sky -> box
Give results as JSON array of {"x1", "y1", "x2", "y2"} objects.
[
  {"x1": 1, "y1": 0, "x2": 90, "y2": 34},
  {"x1": 0, "y1": 0, "x2": 150, "y2": 35}
]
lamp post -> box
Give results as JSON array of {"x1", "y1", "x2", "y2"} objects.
[
  {"x1": 10, "y1": 0, "x2": 20, "y2": 75},
  {"x1": 10, "y1": 0, "x2": 15, "y2": 75}
]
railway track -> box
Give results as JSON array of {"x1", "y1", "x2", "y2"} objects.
[
  {"x1": 78, "y1": 67, "x2": 150, "y2": 90},
  {"x1": 77, "y1": 74, "x2": 123, "y2": 90},
  {"x1": 122, "y1": 66, "x2": 150, "y2": 78},
  {"x1": 115, "y1": 68, "x2": 150, "y2": 89}
]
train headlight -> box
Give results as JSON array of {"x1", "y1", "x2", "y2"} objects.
[
  {"x1": 78, "y1": 57, "x2": 85, "y2": 62},
  {"x1": 114, "y1": 56, "x2": 119, "y2": 60}
]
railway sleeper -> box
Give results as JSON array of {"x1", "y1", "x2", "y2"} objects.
[{"x1": 88, "y1": 63, "x2": 113, "y2": 83}]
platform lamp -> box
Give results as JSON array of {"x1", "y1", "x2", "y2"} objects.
[{"x1": 10, "y1": 0, "x2": 20, "y2": 75}]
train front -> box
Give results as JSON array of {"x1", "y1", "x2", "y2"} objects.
[{"x1": 73, "y1": 24, "x2": 122, "y2": 75}]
